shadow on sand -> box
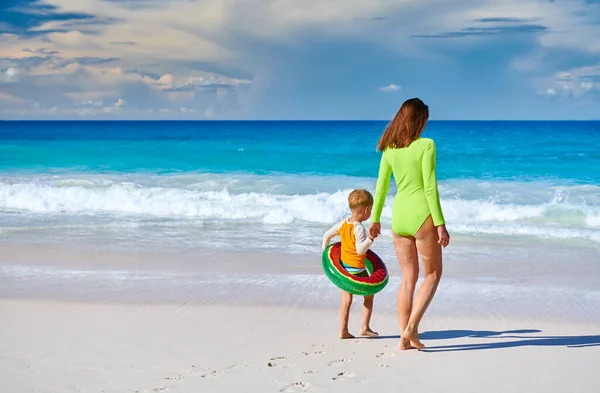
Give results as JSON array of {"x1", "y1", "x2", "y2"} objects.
[
  {"x1": 373, "y1": 329, "x2": 541, "y2": 341},
  {"x1": 417, "y1": 329, "x2": 600, "y2": 352}
]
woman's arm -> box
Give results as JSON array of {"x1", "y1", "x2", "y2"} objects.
[
  {"x1": 422, "y1": 140, "x2": 445, "y2": 226},
  {"x1": 371, "y1": 153, "x2": 392, "y2": 224}
]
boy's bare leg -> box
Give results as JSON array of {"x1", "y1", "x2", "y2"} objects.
[
  {"x1": 340, "y1": 291, "x2": 354, "y2": 339},
  {"x1": 360, "y1": 295, "x2": 378, "y2": 337}
]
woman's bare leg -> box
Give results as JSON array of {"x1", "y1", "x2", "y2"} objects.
[
  {"x1": 392, "y1": 232, "x2": 419, "y2": 350},
  {"x1": 402, "y1": 216, "x2": 443, "y2": 349}
]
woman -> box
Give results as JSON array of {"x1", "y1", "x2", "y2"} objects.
[{"x1": 368, "y1": 98, "x2": 450, "y2": 350}]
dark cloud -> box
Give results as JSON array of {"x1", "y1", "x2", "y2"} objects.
[
  {"x1": 354, "y1": 17, "x2": 387, "y2": 21},
  {"x1": 125, "y1": 68, "x2": 162, "y2": 80},
  {"x1": 412, "y1": 24, "x2": 547, "y2": 38},
  {"x1": 588, "y1": 75, "x2": 600, "y2": 82},
  {"x1": 110, "y1": 41, "x2": 137, "y2": 46},
  {"x1": 100, "y1": 0, "x2": 168, "y2": 10},
  {"x1": 23, "y1": 48, "x2": 60, "y2": 55},
  {"x1": 0, "y1": 54, "x2": 118, "y2": 70},
  {"x1": 0, "y1": 55, "x2": 49, "y2": 68},
  {"x1": 74, "y1": 56, "x2": 119, "y2": 65},
  {"x1": 476, "y1": 17, "x2": 541, "y2": 23},
  {"x1": 0, "y1": 0, "x2": 109, "y2": 35},
  {"x1": 162, "y1": 83, "x2": 237, "y2": 93}
]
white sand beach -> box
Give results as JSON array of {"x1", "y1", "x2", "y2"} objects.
[
  {"x1": 2, "y1": 299, "x2": 600, "y2": 393},
  {"x1": 1, "y1": 242, "x2": 599, "y2": 393}
]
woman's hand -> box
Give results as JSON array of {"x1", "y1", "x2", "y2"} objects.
[
  {"x1": 368, "y1": 222, "x2": 381, "y2": 239},
  {"x1": 437, "y1": 224, "x2": 450, "y2": 248}
]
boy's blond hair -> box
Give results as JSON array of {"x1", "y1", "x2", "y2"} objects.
[{"x1": 348, "y1": 189, "x2": 374, "y2": 210}]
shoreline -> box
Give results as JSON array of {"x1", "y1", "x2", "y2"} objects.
[{"x1": 2, "y1": 243, "x2": 600, "y2": 325}]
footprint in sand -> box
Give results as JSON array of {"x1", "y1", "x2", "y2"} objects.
[
  {"x1": 227, "y1": 364, "x2": 248, "y2": 370},
  {"x1": 200, "y1": 370, "x2": 224, "y2": 378},
  {"x1": 312, "y1": 344, "x2": 325, "y2": 348},
  {"x1": 301, "y1": 351, "x2": 324, "y2": 356},
  {"x1": 376, "y1": 352, "x2": 395, "y2": 358},
  {"x1": 303, "y1": 370, "x2": 319, "y2": 374},
  {"x1": 134, "y1": 388, "x2": 169, "y2": 393},
  {"x1": 373, "y1": 364, "x2": 390, "y2": 368},
  {"x1": 164, "y1": 375, "x2": 184, "y2": 381},
  {"x1": 332, "y1": 371, "x2": 356, "y2": 381},
  {"x1": 280, "y1": 382, "x2": 311, "y2": 392},
  {"x1": 328, "y1": 359, "x2": 351, "y2": 367},
  {"x1": 268, "y1": 356, "x2": 295, "y2": 368}
]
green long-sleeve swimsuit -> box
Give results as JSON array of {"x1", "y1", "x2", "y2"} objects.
[{"x1": 371, "y1": 137, "x2": 445, "y2": 236}]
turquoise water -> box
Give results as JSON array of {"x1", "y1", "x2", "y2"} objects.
[
  {"x1": 2, "y1": 121, "x2": 599, "y2": 183},
  {"x1": 0, "y1": 120, "x2": 599, "y2": 251}
]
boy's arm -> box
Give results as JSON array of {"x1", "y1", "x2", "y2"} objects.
[
  {"x1": 354, "y1": 223, "x2": 374, "y2": 255},
  {"x1": 322, "y1": 221, "x2": 341, "y2": 250}
]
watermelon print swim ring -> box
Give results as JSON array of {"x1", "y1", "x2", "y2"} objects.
[{"x1": 322, "y1": 242, "x2": 389, "y2": 296}]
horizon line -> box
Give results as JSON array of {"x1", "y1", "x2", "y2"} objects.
[{"x1": 1, "y1": 119, "x2": 599, "y2": 122}]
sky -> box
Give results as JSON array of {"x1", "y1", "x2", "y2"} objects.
[{"x1": 1, "y1": 0, "x2": 600, "y2": 120}]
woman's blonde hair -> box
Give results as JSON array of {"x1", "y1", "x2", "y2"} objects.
[{"x1": 377, "y1": 98, "x2": 429, "y2": 151}]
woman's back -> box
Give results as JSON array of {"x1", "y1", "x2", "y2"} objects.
[
  {"x1": 368, "y1": 97, "x2": 450, "y2": 350},
  {"x1": 372, "y1": 137, "x2": 445, "y2": 236}
]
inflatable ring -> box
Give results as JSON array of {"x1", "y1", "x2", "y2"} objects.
[{"x1": 322, "y1": 242, "x2": 389, "y2": 296}]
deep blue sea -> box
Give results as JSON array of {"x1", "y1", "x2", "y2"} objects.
[{"x1": 1, "y1": 120, "x2": 599, "y2": 252}]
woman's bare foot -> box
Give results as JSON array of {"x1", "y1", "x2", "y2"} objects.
[
  {"x1": 360, "y1": 328, "x2": 379, "y2": 338},
  {"x1": 402, "y1": 328, "x2": 425, "y2": 350},
  {"x1": 398, "y1": 337, "x2": 415, "y2": 350},
  {"x1": 340, "y1": 331, "x2": 355, "y2": 339}
]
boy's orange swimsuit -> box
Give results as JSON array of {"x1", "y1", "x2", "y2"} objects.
[{"x1": 322, "y1": 219, "x2": 374, "y2": 273}]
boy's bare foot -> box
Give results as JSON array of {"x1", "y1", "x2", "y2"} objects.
[
  {"x1": 340, "y1": 331, "x2": 355, "y2": 339},
  {"x1": 401, "y1": 328, "x2": 425, "y2": 350},
  {"x1": 398, "y1": 337, "x2": 415, "y2": 350},
  {"x1": 360, "y1": 329, "x2": 379, "y2": 338}
]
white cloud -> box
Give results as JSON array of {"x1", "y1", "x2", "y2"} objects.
[
  {"x1": 1, "y1": 67, "x2": 19, "y2": 82},
  {"x1": 378, "y1": 84, "x2": 402, "y2": 92},
  {"x1": 204, "y1": 105, "x2": 216, "y2": 118},
  {"x1": 101, "y1": 97, "x2": 125, "y2": 114},
  {"x1": 3, "y1": 0, "x2": 600, "y2": 117},
  {"x1": 581, "y1": 82, "x2": 594, "y2": 91},
  {"x1": 538, "y1": 64, "x2": 600, "y2": 98},
  {"x1": 81, "y1": 100, "x2": 104, "y2": 107}
]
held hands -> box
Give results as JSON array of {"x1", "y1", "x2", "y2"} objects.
[{"x1": 368, "y1": 222, "x2": 381, "y2": 241}]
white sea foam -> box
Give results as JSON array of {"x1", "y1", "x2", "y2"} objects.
[{"x1": 0, "y1": 174, "x2": 599, "y2": 243}]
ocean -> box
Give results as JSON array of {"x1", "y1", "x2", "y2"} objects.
[
  {"x1": 2, "y1": 120, "x2": 600, "y2": 322},
  {"x1": 1, "y1": 120, "x2": 599, "y2": 252},
  {"x1": 1, "y1": 120, "x2": 599, "y2": 253}
]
